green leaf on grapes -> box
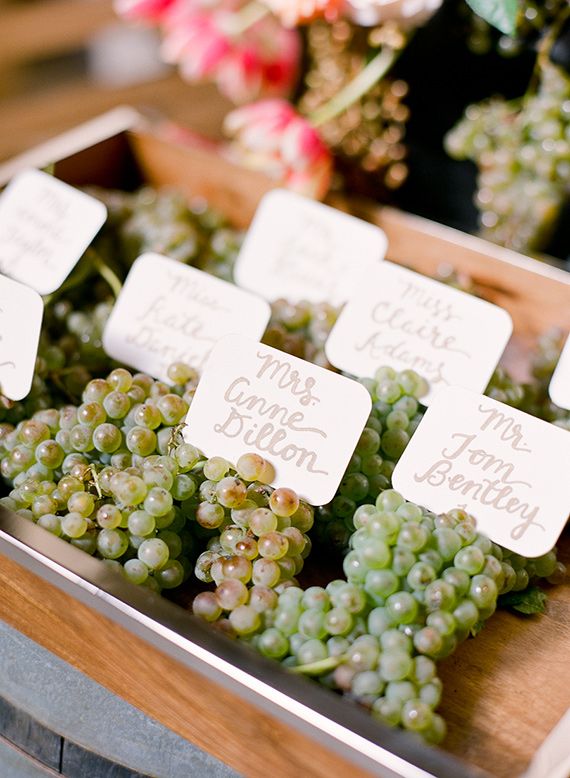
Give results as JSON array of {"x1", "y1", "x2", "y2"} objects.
[
  {"x1": 470, "y1": 621, "x2": 485, "y2": 637},
  {"x1": 499, "y1": 586, "x2": 547, "y2": 615},
  {"x1": 464, "y1": 0, "x2": 518, "y2": 35}
]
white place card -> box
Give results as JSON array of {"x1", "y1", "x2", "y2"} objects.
[
  {"x1": 0, "y1": 275, "x2": 43, "y2": 401},
  {"x1": 524, "y1": 708, "x2": 570, "y2": 778},
  {"x1": 392, "y1": 386, "x2": 570, "y2": 557},
  {"x1": 234, "y1": 189, "x2": 387, "y2": 306},
  {"x1": 184, "y1": 335, "x2": 372, "y2": 505},
  {"x1": 549, "y1": 334, "x2": 570, "y2": 410},
  {"x1": 103, "y1": 253, "x2": 271, "y2": 382},
  {"x1": 325, "y1": 262, "x2": 513, "y2": 404},
  {"x1": 0, "y1": 169, "x2": 107, "y2": 295}
]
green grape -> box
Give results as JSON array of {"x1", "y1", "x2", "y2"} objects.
[{"x1": 446, "y1": 62, "x2": 570, "y2": 254}]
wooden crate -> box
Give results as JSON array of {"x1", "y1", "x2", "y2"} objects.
[{"x1": 0, "y1": 124, "x2": 569, "y2": 778}]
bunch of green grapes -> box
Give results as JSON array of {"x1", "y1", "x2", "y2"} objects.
[
  {"x1": 262, "y1": 299, "x2": 339, "y2": 368},
  {"x1": 0, "y1": 364, "x2": 201, "y2": 592},
  {"x1": 1, "y1": 357, "x2": 566, "y2": 745},
  {"x1": 193, "y1": 454, "x2": 315, "y2": 635},
  {"x1": 193, "y1": 488, "x2": 563, "y2": 743},
  {"x1": 88, "y1": 186, "x2": 243, "y2": 281},
  {"x1": 314, "y1": 366, "x2": 427, "y2": 551},
  {"x1": 445, "y1": 62, "x2": 570, "y2": 253}
]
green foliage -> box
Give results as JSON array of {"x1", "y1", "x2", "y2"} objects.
[
  {"x1": 465, "y1": 0, "x2": 519, "y2": 35},
  {"x1": 499, "y1": 586, "x2": 547, "y2": 615}
]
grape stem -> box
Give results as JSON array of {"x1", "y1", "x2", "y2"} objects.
[
  {"x1": 290, "y1": 656, "x2": 342, "y2": 676},
  {"x1": 168, "y1": 422, "x2": 187, "y2": 455},
  {"x1": 48, "y1": 367, "x2": 83, "y2": 404},
  {"x1": 90, "y1": 251, "x2": 123, "y2": 298},
  {"x1": 88, "y1": 463, "x2": 103, "y2": 499}
]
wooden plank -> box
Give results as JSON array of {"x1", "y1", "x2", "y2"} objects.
[
  {"x1": 0, "y1": 76, "x2": 230, "y2": 163},
  {"x1": 128, "y1": 131, "x2": 275, "y2": 230},
  {"x1": 0, "y1": 0, "x2": 116, "y2": 67},
  {"x1": 0, "y1": 555, "x2": 375, "y2": 778},
  {"x1": 374, "y1": 206, "x2": 570, "y2": 340}
]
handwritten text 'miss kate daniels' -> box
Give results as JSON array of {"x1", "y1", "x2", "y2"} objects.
[{"x1": 124, "y1": 269, "x2": 230, "y2": 371}]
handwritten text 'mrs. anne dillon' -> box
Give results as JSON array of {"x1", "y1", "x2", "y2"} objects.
[
  {"x1": 414, "y1": 405, "x2": 544, "y2": 540},
  {"x1": 214, "y1": 352, "x2": 329, "y2": 475}
]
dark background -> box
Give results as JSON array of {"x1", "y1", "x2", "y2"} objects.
[{"x1": 391, "y1": 0, "x2": 569, "y2": 262}]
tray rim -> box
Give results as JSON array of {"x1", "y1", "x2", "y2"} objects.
[{"x1": 0, "y1": 509, "x2": 487, "y2": 778}]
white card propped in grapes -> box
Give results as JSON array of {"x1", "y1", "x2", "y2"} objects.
[
  {"x1": 0, "y1": 169, "x2": 107, "y2": 295},
  {"x1": 325, "y1": 262, "x2": 513, "y2": 405},
  {"x1": 0, "y1": 275, "x2": 43, "y2": 401},
  {"x1": 234, "y1": 189, "x2": 387, "y2": 306},
  {"x1": 103, "y1": 253, "x2": 271, "y2": 383},
  {"x1": 549, "y1": 333, "x2": 570, "y2": 410},
  {"x1": 392, "y1": 386, "x2": 570, "y2": 557},
  {"x1": 184, "y1": 335, "x2": 372, "y2": 505}
]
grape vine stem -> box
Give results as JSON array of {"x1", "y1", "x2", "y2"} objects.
[{"x1": 290, "y1": 656, "x2": 342, "y2": 676}]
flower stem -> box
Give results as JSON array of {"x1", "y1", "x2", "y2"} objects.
[
  {"x1": 308, "y1": 45, "x2": 403, "y2": 128},
  {"x1": 528, "y1": 5, "x2": 570, "y2": 95},
  {"x1": 228, "y1": 1, "x2": 269, "y2": 35}
]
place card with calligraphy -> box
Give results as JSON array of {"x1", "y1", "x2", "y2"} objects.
[
  {"x1": 549, "y1": 334, "x2": 570, "y2": 410},
  {"x1": 392, "y1": 386, "x2": 570, "y2": 556},
  {"x1": 103, "y1": 253, "x2": 271, "y2": 382},
  {"x1": 184, "y1": 335, "x2": 372, "y2": 505},
  {"x1": 325, "y1": 262, "x2": 513, "y2": 404},
  {"x1": 0, "y1": 169, "x2": 107, "y2": 295},
  {"x1": 234, "y1": 189, "x2": 387, "y2": 306},
  {"x1": 0, "y1": 275, "x2": 43, "y2": 401}
]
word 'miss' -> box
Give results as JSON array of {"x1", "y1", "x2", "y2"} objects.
[
  {"x1": 124, "y1": 269, "x2": 226, "y2": 371},
  {"x1": 393, "y1": 386, "x2": 570, "y2": 557},
  {"x1": 103, "y1": 253, "x2": 270, "y2": 382},
  {"x1": 185, "y1": 335, "x2": 372, "y2": 505}
]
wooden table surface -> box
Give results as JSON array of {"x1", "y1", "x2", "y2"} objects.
[{"x1": 0, "y1": 0, "x2": 230, "y2": 163}]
